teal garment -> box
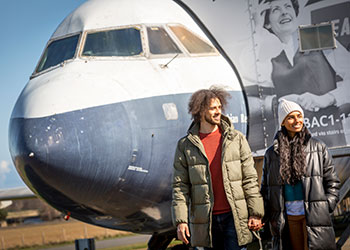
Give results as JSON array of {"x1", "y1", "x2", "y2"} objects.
[{"x1": 284, "y1": 181, "x2": 304, "y2": 202}]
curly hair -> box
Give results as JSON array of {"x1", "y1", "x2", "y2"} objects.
[
  {"x1": 278, "y1": 125, "x2": 310, "y2": 185},
  {"x1": 263, "y1": 0, "x2": 300, "y2": 34},
  {"x1": 188, "y1": 86, "x2": 231, "y2": 123}
]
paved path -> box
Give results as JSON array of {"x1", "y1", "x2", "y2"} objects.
[
  {"x1": 44, "y1": 234, "x2": 151, "y2": 250},
  {"x1": 27, "y1": 233, "x2": 350, "y2": 250}
]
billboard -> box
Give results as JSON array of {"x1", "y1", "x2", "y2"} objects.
[{"x1": 175, "y1": 0, "x2": 350, "y2": 153}]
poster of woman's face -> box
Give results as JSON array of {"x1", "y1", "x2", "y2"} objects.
[
  {"x1": 249, "y1": 0, "x2": 350, "y2": 151},
  {"x1": 263, "y1": 0, "x2": 299, "y2": 38},
  {"x1": 175, "y1": 0, "x2": 350, "y2": 152}
]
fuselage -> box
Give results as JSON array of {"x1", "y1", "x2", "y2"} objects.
[{"x1": 9, "y1": 0, "x2": 246, "y2": 233}]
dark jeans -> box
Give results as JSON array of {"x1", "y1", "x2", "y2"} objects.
[{"x1": 202, "y1": 212, "x2": 247, "y2": 250}]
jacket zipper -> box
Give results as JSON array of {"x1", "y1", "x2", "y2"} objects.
[{"x1": 188, "y1": 134, "x2": 214, "y2": 247}]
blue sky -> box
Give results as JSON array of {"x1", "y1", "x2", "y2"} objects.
[{"x1": 0, "y1": 0, "x2": 86, "y2": 189}]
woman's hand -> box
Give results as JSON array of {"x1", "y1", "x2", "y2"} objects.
[{"x1": 251, "y1": 0, "x2": 271, "y2": 29}]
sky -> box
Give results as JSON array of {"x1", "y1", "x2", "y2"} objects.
[{"x1": 0, "y1": 0, "x2": 87, "y2": 189}]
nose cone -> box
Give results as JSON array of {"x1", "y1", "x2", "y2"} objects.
[{"x1": 9, "y1": 102, "x2": 132, "y2": 213}]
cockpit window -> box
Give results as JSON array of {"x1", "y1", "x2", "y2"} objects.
[
  {"x1": 147, "y1": 27, "x2": 182, "y2": 55},
  {"x1": 169, "y1": 25, "x2": 216, "y2": 54},
  {"x1": 36, "y1": 34, "x2": 79, "y2": 73},
  {"x1": 82, "y1": 28, "x2": 142, "y2": 57}
]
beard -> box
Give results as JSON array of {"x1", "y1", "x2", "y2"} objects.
[{"x1": 204, "y1": 113, "x2": 221, "y2": 126}]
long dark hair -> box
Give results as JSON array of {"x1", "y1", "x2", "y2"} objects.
[{"x1": 278, "y1": 125, "x2": 309, "y2": 185}]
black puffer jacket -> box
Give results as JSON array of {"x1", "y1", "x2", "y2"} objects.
[{"x1": 261, "y1": 132, "x2": 340, "y2": 250}]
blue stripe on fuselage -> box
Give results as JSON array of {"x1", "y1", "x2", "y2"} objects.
[{"x1": 9, "y1": 91, "x2": 246, "y2": 232}]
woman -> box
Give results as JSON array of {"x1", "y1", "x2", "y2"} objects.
[
  {"x1": 261, "y1": 0, "x2": 349, "y2": 108},
  {"x1": 252, "y1": 0, "x2": 350, "y2": 146},
  {"x1": 261, "y1": 99, "x2": 340, "y2": 250}
]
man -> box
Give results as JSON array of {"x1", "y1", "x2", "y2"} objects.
[{"x1": 172, "y1": 87, "x2": 264, "y2": 250}]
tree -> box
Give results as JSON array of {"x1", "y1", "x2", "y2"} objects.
[{"x1": 0, "y1": 208, "x2": 8, "y2": 221}]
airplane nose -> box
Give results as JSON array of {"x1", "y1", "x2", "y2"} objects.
[{"x1": 9, "y1": 103, "x2": 133, "y2": 211}]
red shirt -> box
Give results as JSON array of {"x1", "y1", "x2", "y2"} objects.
[{"x1": 200, "y1": 128, "x2": 231, "y2": 214}]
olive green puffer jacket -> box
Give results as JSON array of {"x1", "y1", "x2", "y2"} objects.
[{"x1": 171, "y1": 115, "x2": 264, "y2": 247}]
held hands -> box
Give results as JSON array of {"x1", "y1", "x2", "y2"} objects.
[
  {"x1": 298, "y1": 92, "x2": 335, "y2": 112},
  {"x1": 248, "y1": 216, "x2": 264, "y2": 231},
  {"x1": 280, "y1": 92, "x2": 336, "y2": 112},
  {"x1": 177, "y1": 223, "x2": 190, "y2": 245},
  {"x1": 177, "y1": 217, "x2": 263, "y2": 245}
]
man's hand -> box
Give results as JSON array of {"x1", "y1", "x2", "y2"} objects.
[
  {"x1": 248, "y1": 216, "x2": 264, "y2": 231},
  {"x1": 177, "y1": 223, "x2": 190, "y2": 245}
]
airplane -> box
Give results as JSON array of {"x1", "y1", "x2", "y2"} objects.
[{"x1": 4, "y1": 0, "x2": 350, "y2": 249}]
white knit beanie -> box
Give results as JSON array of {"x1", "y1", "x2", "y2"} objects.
[{"x1": 278, "y1": 99, "x2": 304, "y2": 126}]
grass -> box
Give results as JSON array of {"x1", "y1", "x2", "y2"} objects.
[
  {"x1": 101, "y1": 243, "x2": 148, "y2": 250},
  {"x1": 0, "y1": 219, "x2": 131, "y2": 249},
  {"x1": 2, "y1": 216, "x2": 348, "y2": 250},
  {"x1": 100, "y1": 240, "x2": 184, "y2": 250},
  {"x1": 11, "y1": 239, "x2": 183, "y2": 250}
]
